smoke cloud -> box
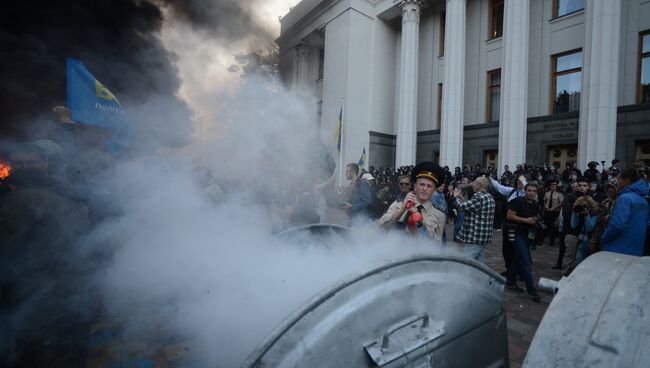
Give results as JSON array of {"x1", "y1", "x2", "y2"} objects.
[
  {"x1": 0, "y1": 0, "x2": 281, "y2": 146},
  {"x1": 1, "y1": 2, "x2": 455, "y2": 367}
]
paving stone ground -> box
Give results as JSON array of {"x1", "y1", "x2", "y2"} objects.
[{"x1": 483, "y1": 228, "x2": 563, "y2": 367}]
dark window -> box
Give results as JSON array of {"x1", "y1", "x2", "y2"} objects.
[
  {"x1": 489, "y1": 0, "x2": 504, "y2": 39},
  {"x1": 638, "y1": 31, "x2": 650, "y2": 103},
  {"x1": 551, "y1": 50, "x2": 582, "y2": 113},
  {"x1": 487, "y1": 69, "x2": 501, "y2": 122},
  {"x1": 553, "y1": 0, "x2": 585, "y2": 18}
]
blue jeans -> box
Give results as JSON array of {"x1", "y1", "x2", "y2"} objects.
[
  {"x1": 507, "y1": 234, "x2": 537, "y2": 296},
  {"x1": 462, "y1": 243, "x2": 486, "y2": 264},
  {"x1": 574, "y1": 239, "x2": 592, "y2": 267}
]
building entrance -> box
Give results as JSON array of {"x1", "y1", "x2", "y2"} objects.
[
  {"x1": 636, "y1": 140, "x2": 650, "y2": 166},
  {"x1": 548, "y1": 145, "x2": 577, "y2": 169},
  {"x1": 485, "y1": 150, "x2": 498, "y2": 169}
]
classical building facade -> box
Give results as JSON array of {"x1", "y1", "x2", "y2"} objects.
[{"x1": 276, "y1": 0, "x2": 650, "y2": 171}]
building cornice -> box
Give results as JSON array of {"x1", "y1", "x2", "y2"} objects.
[{"x1": 276, "y1": 0, "x2": 342, "y2": 46}]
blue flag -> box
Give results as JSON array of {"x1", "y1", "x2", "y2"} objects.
[
  {"x1": 67, "y1": 58, "x2": 130, "y2": 154},
  {"x1": 357, "y1": 146, "x2": 366, "y2": 168}
]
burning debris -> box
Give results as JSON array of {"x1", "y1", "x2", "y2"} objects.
[{"x1": 0, "y1": 159, "x2": 10, "y2": 180}]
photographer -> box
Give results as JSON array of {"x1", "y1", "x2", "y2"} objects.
[
  {"x1": 489, "y1": 174, "x2": 528, "y2": 275},
  {"x1": 570, "y1": 195, "x2": 599, "y2": 269},
  {"x1": 559, "y1": 177, "x2": 590, "y2": 273},
  {"x1": 505, "y1": 183, "x2": 542, "y2": 302}
]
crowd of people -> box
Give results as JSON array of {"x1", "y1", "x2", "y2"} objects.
[{"x1": 341, "y1": 159, "x2": 650, "y2": 302}]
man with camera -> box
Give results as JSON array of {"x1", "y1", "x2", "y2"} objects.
[
  {"x1": 489, "y1": 174, "x2": 528, "y2": 275},
  {"x1": 569, "y1": 195, "x2": 599, "y2": 269},
  {"x1": 505, "y1": 183, "x2": 542, "y2": 302},
  {"x1": 378, "y1": 162, "x2": 446, "y2": 241},
  {"x1": 452, "y1": 177, "x2": 495, "y2": 263},
  {"x1": 560, "y1": 177, "x2": 591, "y2": 273}
]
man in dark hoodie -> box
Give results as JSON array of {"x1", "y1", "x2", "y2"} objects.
[{"x1": 601, "y1": 169, "x2": 649, "y2": 256}]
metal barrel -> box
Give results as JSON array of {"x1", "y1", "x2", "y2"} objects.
[
  {"x1": 242, "y1": 254, "x2": 508, "y2": 368},
  {"x1": 525, "y1": 252, "x2": 650, "y2": 368}
]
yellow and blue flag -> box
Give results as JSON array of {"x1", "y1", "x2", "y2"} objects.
[
  {"x1": 334, "y1": 107, "x2": 343, "y2": 152},
  {"x1": 67, "y1": 58, "x2": 130, "y2": 154},
  {"x1": 357, "y1": 146, "x2": 366, "y2": 168}
]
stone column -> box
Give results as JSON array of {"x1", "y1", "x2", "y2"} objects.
[
  {"x1": 293, "y1": 44, "x2": 311, "y2": 91},
  {"x1": 395, "y1": 0, "x2": 422, "y2": 167},
  {"x1": 498, "y1": 0, "x2": 529, "y2": 174},
  {"x1": 578, "y1": 0, "x2": 621, "y2": 170},
  {"x1": 439, "y1": 0, "x2": 466, "y2": 169}
]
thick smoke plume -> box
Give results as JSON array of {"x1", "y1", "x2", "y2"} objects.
[
  {"x1": 1, "y1": 2, "x2": 453, "y2": 367},
  {"x1": 70, "y1": 73, "x2": 449, "y2": 366},
  {"x1": 0, "y1": 0, "x2": 277, "y2": 147}
]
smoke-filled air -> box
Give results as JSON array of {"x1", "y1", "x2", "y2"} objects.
[{"x1": 0, "y1": 1, "x2": 452, "y2": 367}]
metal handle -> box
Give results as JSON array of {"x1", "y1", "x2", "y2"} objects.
[{"x1": 382, "y1": 314, "x2": 429, "y2": 348}]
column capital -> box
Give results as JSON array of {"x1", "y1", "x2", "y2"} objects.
[{"x1": 399, "y1": 0, "x2": 422, "y2": 22}]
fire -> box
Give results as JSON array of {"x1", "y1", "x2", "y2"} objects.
[{"x1": 0, "y1": 159, "x2": 11, "y2": 180}]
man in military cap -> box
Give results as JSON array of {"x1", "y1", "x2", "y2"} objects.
[{"x1": 378, "y1": 162, "x2": 446, "y2": 241}]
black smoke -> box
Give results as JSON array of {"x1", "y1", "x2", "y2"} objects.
[{"x1": 0, "y1": 0, "x2": 276, "y2": 152}]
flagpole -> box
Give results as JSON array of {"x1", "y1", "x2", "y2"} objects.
[{"x1": 338, "y1": 97, "x2": 345, "y2": 187}]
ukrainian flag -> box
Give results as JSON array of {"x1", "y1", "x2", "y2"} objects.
[
  {"x1": 334, "y1": 107, "x2": 343, "y2": 152},
  {"x1": 358, "y1": 146, "x2": 366, "y2": 168},
  {"x1": 67, "y1": 57, "x2": 131, "y2": 154}
]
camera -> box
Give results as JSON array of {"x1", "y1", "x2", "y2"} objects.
[{"x1": 573, "y1": 204, "x2": 588, "y2": 214}]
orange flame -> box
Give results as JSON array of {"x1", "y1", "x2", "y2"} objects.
[{"x1": 0, "y1": 159, "x2": 11, "y2": 180}]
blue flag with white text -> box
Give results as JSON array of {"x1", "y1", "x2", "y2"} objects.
[{"x1": 67, "y1": 58, "x2": 130, "y2": 154}]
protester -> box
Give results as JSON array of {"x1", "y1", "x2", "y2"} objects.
[
  {"x1": 505, "y1": 183, "x2": 542, "y2": 302},
  {"x1": 394, "y1": 174, "x2": 411, "y2": 202},
  {"x1": 560, "y1": 177, "x2": 590, "y2": 273},
  {"x1": 489, "y1": 174, "x2": 527, "y2": 275},
  {"x1": 452, "y1": 177, "x2": 495, "y2": 263},
  {"x1": 539, "y1": 178, "x2": 563, "y2": 247},
  {"x1": 600, "y1": 168, "x2": 649, "y2": 256},
  {"x1": 570, "y1": 195, "x2": 599, "y2": 267},
  {"x1": 377, "y1": 162, "x2": 446, "y2": 241},
  {"x1": 341, "y1": 162, "x2": 372, "y2": 220}
]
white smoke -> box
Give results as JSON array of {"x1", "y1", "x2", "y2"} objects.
[{"x1": 86, "y1": 73, "x2": 454, "y2": 366}]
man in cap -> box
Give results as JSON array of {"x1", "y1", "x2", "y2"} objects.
[
  {"x1": 378, "y1": 162, "x2": 446, "y2": 241},
  {"x1": 452, "y1": 176, "x2": 495, "y2": 263}
]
